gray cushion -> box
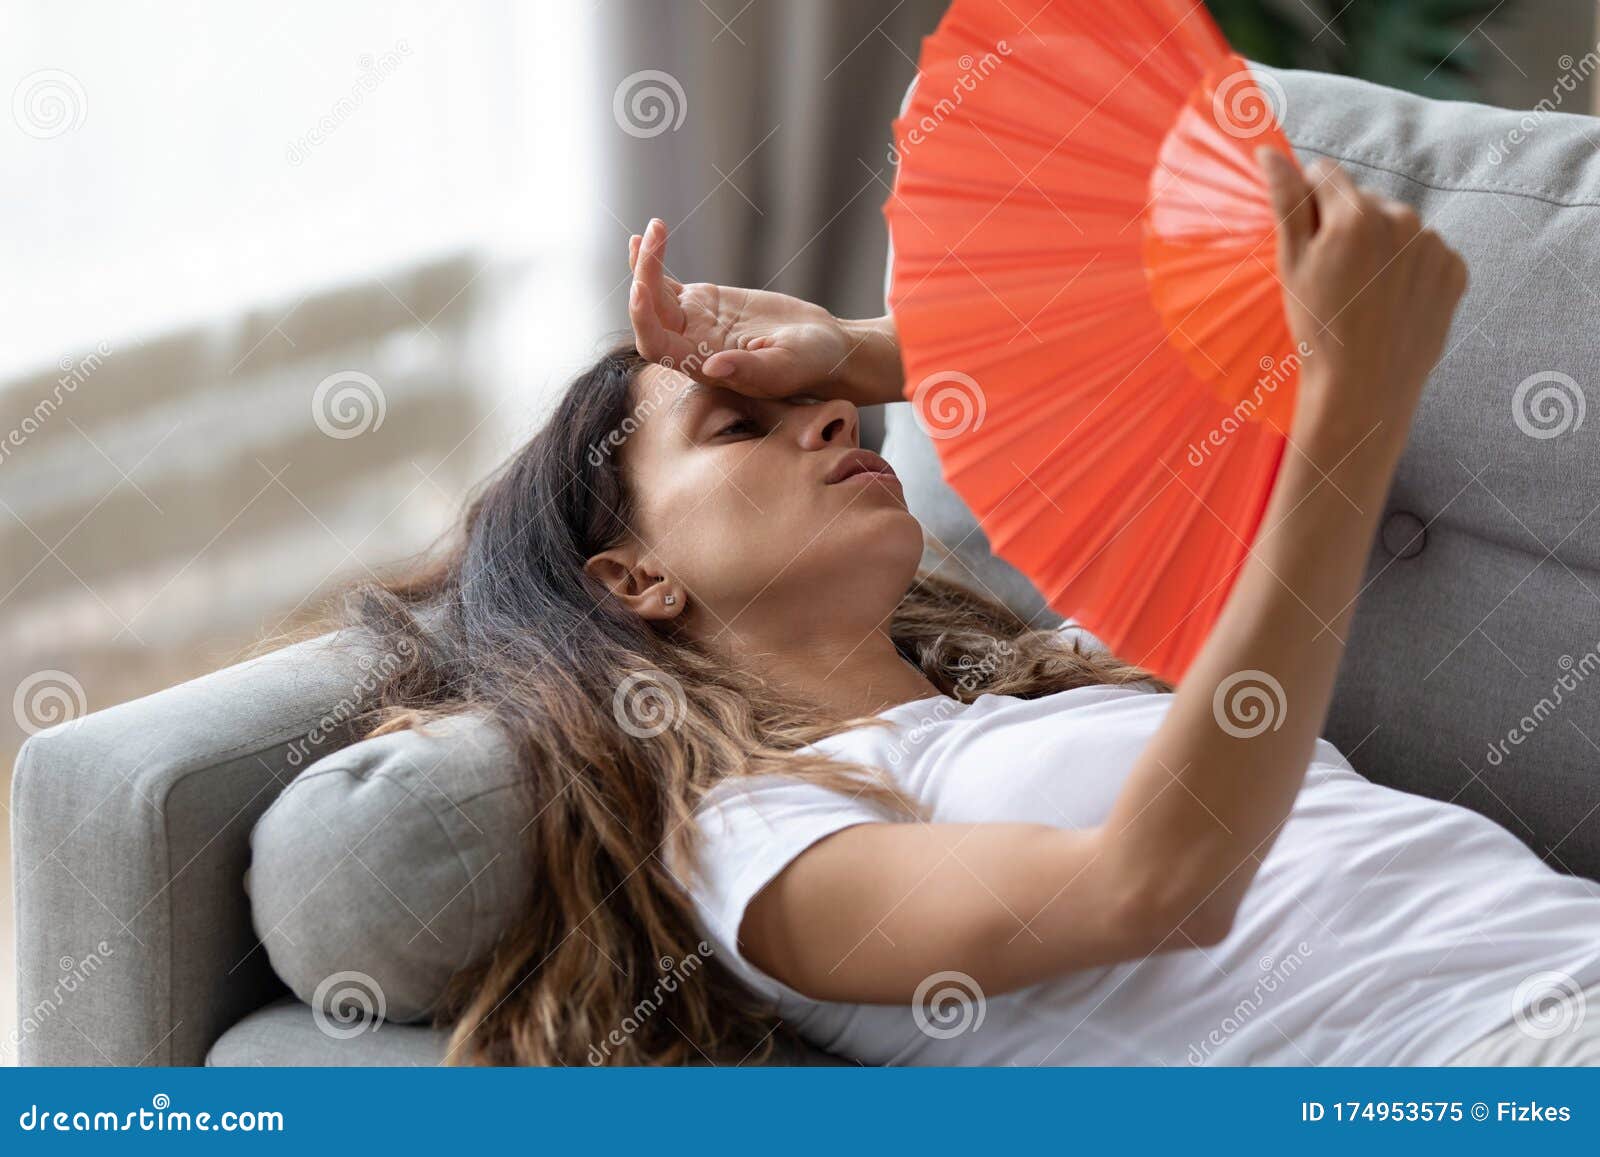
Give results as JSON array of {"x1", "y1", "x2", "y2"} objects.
[
  {"x1": 247, "y1": 714, "x2": 534, "y2": 1024},
  {"x1": 883, "y1": 64, "x2": 1600, "y2": 881},
  {"x1": 208, "y1": 996, "x2": 449, "y2": 1067},
  {"x1": 206, "y1": 995, "x2": 847, "y2": 1067}
]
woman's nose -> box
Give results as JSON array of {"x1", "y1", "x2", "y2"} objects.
[{"x1": 796, "y1": 397, "x2": 858, "y2": 450}]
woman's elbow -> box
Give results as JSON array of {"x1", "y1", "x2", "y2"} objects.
[{"x1": 1113, "y1": 875, "x2": 1237, "y2": 953}]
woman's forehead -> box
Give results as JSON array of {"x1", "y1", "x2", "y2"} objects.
[
  {"x1": 632, "y1": 364, "x2": 741, "y2": 440},
  {"x1": 618, "y1": 363, "x2": 701, "y2": 465},
  {"x1": 632, "y1": 363, "x2": 694, "y2": 421}
]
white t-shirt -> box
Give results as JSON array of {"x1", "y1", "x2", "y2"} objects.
[{"x1": 684, "y1": 683, "x2": 1600, "y2": 1065}]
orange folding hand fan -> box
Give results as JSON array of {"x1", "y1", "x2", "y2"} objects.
[{"x1": 886, "y1": 0, "x2": 1303, "y2": 682}]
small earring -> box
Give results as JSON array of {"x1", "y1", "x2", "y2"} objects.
[{"x1": 663, "y1": 594, "x2": 677, "y2": 606}]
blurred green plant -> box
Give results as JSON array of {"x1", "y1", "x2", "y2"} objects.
[{"x1": 1205, "y1": 0, "x2": 1516, "y2": 99}]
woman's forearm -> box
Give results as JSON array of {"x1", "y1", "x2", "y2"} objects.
[
  {"x1": 1103, "y1": 393, "x2": 1407, "y2": 942},
  {"x1": 837, "y1": 314, "x2": 904, "y2": 406}
]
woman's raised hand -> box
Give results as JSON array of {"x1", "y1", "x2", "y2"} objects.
[
  {"x1": 627, "y1": 218, "x2": 855, "y2": 398},
  {"x1": 627, "y1": 220, "x2": 906, "y2": 405},
  {"x1": 1257, "y1": 149, "x2": 1468, "y2": 456}
]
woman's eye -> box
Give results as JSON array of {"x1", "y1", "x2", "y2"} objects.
[{"x1": 717, "y1": 416, "x2": 758, "y2": 438}]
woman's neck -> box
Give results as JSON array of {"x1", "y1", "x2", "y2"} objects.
[{"x1": 725, "y1": 625, "x2": 944, "y2": 721}]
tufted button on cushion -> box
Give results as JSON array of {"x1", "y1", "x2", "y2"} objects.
[{"x1": 1380, "y1": 511, "x2": 1428, "y2": 560}]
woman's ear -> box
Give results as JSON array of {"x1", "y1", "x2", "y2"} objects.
[{"x1": 583, "y1": 549, "x2": 686, "y2": 621}]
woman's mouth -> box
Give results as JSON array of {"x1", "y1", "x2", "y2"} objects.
[{"x1": 824, "y1": 449, "x2": 899, "y2": 486}]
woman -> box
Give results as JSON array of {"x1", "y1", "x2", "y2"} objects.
[{"x1": 355, "y1": 151, "x2": 1600, "y2": 1066}]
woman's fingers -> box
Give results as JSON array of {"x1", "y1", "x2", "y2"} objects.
[
  {"x1": 1309, "y1": 159, "x2": 1365, "y2": 233},
  {"x1": 629, "y1": 219, "x2": 693, "y2": 365},
  {"x1": 1376, "y1": 199, "x2": 1422, "y2": 248},
  {"x1": 635, "y1": 218, "x2": 686, "y2": 332},
  {"x1": 629, "y1": 278, "x2": 688, "y2": 364},
  {"x1": 700, "y1": 345, "x2": 801, "y2": 397},
  {"x1": 1257, "y1": 147, "x2": 1313, "y2": 271}
]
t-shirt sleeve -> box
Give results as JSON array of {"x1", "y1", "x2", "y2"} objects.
[{"x1": 686, "y1": 774, "x2": 896, "y2": 1006}]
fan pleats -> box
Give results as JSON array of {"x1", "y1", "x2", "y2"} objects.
[{"x1": 886, "y1": 0, "x2": 1301, "y2": 680}]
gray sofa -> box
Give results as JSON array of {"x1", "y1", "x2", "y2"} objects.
[{"x1": 14, "y1": 65, "x2": 1600, "y2": 1066}]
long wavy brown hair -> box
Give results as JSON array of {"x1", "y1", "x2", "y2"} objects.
[{"x1": 342, "y1": 342, "x2": 1153, "y2": 1065}]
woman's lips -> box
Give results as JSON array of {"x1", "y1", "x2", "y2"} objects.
[{"x1": 824, "y1": 449, "x2": 898, "y2": 486}]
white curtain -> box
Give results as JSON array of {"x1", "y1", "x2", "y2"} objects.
[
  {"x1": 0, "y1": 0, "x2": 604, "y2": 405},
  {"x1": 0, "y1": 0, "x2": 611, "y2": 728}
]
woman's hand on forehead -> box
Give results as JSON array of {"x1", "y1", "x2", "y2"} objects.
[{"x1": 628, "y1": 218, "x2": 877, "y2": 403}]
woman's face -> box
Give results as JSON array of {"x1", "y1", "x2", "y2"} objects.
[{"x1": 598, "y1": 364, "x2": 924, "y2": 642}]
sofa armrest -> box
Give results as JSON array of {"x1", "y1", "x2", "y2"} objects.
[{"x1": 10, "y1": 632, "x2": 380, "y2": 1065}]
